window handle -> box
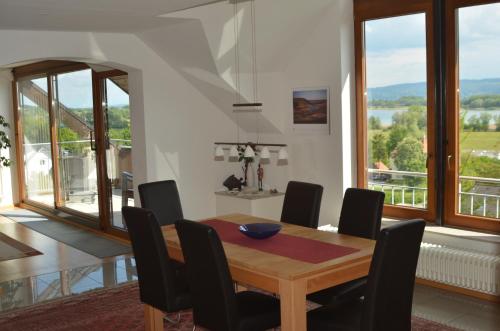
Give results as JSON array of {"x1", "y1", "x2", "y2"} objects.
[
  {"x1": 447, "y1": 154, "x2": 453, "y2": 169},
  {"x1": 90, "y1": 130, "x2": 96, "y2": 151}
]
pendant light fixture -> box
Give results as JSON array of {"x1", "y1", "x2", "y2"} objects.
[
  {"x1": 233, "y1": 0, "x2": 262, "y2": 113},
  {"x1": 214, "y1": 0, "x2": 288, "y2": 165},
  {"x1": 259, "y1": 146, "x2": 270, "y2": 160},
  {"x1": 215, "y1": 145, "x2": 225, "y2": 158},
  {"x1": 244, "y1": 145, "x2": 255, "y2": 158},
  {"x1": 229, "y1": 145, "x2": 239, "y2": 158}
]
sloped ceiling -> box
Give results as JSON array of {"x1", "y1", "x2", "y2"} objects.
[
  {"x1": 0, "y1": 0, "x2": 225, "y2": 32},
  {"x1": 138, "y1": 0, "x2": 334, "y2": 133}
]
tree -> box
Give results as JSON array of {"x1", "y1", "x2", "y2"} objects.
[
  {"x1": 465, "y1": 115, "x2": 481, "y2": 131},
  {"x1": 58, "y1": 127, "x2": 84, "y2": 154},
  {"x1": 392, "y1": 137, "x2": 426, "y2": 186},
  {"x1": 479, "y1": 112, "x2": 492, "y2": 131},
  {"x1": 370, "y1": 132, "x2": 388, "y2": 165},
  {"x1": 495, "y1": 115, "x2": 500, "y2": 132},
  {"x1": 368, "y1": 116, "x2": 382, "y2": 130}
]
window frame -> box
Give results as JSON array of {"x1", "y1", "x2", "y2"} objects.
[
  {"x1": 12, "y1": 61, "x2": 130, "y2": 238},
  {"x1": 354, "y1": 0, "x2": 437, "y2": 221},
  {"x1": 444, "y1": 0, "x2": 500, "y2": 233}
]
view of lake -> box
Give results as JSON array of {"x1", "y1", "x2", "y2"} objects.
[{"x1": 368, "y1": 108, "x2": 500, "y2": 126}]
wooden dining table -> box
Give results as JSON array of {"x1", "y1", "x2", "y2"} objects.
[{"x1": 146, "y1": 213, "x2": 375, "y2": 331}]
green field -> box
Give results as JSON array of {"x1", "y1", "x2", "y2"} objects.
[{"x1": 460, "y1": 131, "x2": 500, "y2": 152}]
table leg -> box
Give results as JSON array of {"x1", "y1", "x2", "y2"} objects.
[
  {"x1": 279, "y1": 279, "x2": 307, "y2": 331},
  {"x1": 144, "y1": 304, "x2": 164, "y2": 331}
]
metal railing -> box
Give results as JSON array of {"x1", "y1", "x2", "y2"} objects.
[{"x1": 368, "y1": 168, "x2": 500, "y2": 219}]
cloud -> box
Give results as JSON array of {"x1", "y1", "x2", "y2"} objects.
[
  {"x1": 364, "y1": 2, "x2": 500, "y2": 87},
  {"x1": 366, "y1": 48, "x2": 427, "y2": 88}
]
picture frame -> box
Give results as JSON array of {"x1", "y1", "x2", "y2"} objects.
[{"x1": 292, "y1": 87, "x2": 330, "y2": 134}]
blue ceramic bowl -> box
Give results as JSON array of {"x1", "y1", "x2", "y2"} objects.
[{"x1": 239, "y1": 223, "x2": 282, "y2": 239}]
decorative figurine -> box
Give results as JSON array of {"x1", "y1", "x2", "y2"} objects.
[
  {"x1": 257, "y1": 163, "x2": 264, "y2": 191},
  {"x1": 223, "y1": 174, "x2": 244, "y2": 191}
]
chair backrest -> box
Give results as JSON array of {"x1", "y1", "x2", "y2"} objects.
[
  {"x1": 138, "y1": 180, "x2": 184, "y2": 226},
  {"x1": 338, "y1": 188, "x2": 385, "y2": 240},
  {"x1": 175, "y1": 220, "x2": 238, "y2": 331},
  {"x1": 280, "y1": 181, "x2": 323, "y2": 228},
  {"x1": 122, "y1": 206, "x2": 178, "y2": 311},
  {"x1": 361, "y1": 219, "x2": 426, "y2": 331}
]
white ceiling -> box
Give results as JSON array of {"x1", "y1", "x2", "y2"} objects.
[{"x1": 0, "y1": 0, "x2": 225, "y2": 32}]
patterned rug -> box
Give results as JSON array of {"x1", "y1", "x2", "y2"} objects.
[{"x1": 0, "y1": 282, "x2": 459, "y2": 331}]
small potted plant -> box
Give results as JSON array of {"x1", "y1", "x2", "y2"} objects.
[
  {"x1": 0, "y1": 115, "x2": 11, "y2": 167},
  {"x1": 238, "y1": 143, "x2": 257, "y2": 188}
]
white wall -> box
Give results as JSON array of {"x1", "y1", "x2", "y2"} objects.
[
  {"x1": 0, "y1": 0, "x2": 356, "y2": 225},
  {"x1": 0, "y1": 30, "x2": 236, "y2": 219},
  {"x1": 151, "y1": 0, "x2": 356, "y2": 225}
]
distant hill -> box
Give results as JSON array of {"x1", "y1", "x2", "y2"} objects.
[{"x1": 368, "y1": 78, "x2": 500, "y2": 101}]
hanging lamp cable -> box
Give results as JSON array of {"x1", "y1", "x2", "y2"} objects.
[
  {"x1": 234, "y1": 0, "x2": 240, "y2": 145},
  {"x1": 251, "y1": 0, "x2": 260, "y2": 144}
]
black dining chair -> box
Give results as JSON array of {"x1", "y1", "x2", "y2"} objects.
[
  {"x1": 308, "y1": 188, "x2": 385, "y2": 306},
  {"x1": 281, "y1": 181, "x2": 324, "y2": 228},
  {"x1": 122, "y1": 207, "x2": 191, "y2": 324},
  {"x1": 175, "y1": 219, "x2": 281, "y2": 331},
  {"x1": 307, "y1": 219, "x2": 426, "y2": 331},
  {"x1": 138, "y1": 180, "x2": 184, "y2": 226}
]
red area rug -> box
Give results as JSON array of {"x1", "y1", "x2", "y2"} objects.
[{"x1": 0, "y1": 282, "x2": 459, "y2": 331}]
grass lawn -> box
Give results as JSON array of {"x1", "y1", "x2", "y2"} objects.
[{"x1": 460, "y1": 131, "x2": 500, "y2": 152}]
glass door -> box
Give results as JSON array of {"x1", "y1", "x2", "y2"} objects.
[
  {"x1": 356, "y1": 7, "x2": 436, "y2": 220},
  {"x1": 14, "y1": 63, "x2": 131, "y2": 235},
  {"x1": 17, "y1": 76, "x2": 55, "y2": 207},
  {"x1": 445, "y1": 0, "x2": 500, "y2": 232},
  {"x1": 52, "y1": 69, "x2": 100, "y2": 221},
  {"x1": 100, "y1": 73, "x2": 133, "y2": 230}
]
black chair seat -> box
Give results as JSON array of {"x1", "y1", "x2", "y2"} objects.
[
  {"x1": 307, "y1": 277, "x2": 366, "y2": 306},
  {"x1": 308, "y1": 188, "x2": 385, "y2": 306},
  {"x1": 307, "y1": 220, "x2": 426, "y2": 331},
  {"x1": 171, "y1": 269, "x2": 191, "y2": 310},
  {"x1": 175, "y1": 220, "x2": 281, "y2": 331},
  {"x1": 122, "y1": 207, "x2": 191, "y2": 315},
  {"x1": 236, "y1": 291, "x2": 281, "y2": 331},
  {"x1": 307, "y1": 300, "x2": 362, "y2": 331},
  {"x1": 138, "y1": 180, "x2": 184, "y2": 226},
  {"x1": 281, "y1": 181, "x2": 324, "y2": 229}
]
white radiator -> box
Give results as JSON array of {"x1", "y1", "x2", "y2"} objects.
[
  {"x1": 318, "y1": 225, "x2": 500, "y2": 296},
  {"x1": 416, "y1": 243, "x2": 500, "y2": 296}
]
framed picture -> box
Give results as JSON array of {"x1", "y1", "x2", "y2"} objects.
[{"x1": 292, "y1": 87, "x2": 330, "y2": 134}]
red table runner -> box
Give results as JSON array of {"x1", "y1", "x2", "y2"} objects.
[{"x1": 202, "y1": 219, "x2": 360, "y2": 264}]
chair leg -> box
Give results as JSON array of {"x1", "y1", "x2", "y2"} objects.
[{"x1": 164, "y1": 312, "x2": 181, "y2": 324}]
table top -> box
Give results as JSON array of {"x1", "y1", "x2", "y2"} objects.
[{"x1": 162, "y1": 214, "x2": 375, "y2": 283}]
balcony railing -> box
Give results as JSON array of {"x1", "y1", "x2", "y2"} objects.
[{"x1": 368, "y1": 169, "x2": 500, "y2": 219}]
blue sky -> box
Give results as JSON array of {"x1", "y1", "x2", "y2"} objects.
[
  {"x1": 57, "y1": 69, "x2": 129, "y2": 108},
  {"x1": 32, "y1": 69, "x2": 129, "y2": 108},
  {"x1": 365, "y1": 3, "x2": 500, "y2": 88}
]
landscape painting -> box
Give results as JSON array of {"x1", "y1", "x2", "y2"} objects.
[{"x1": 293, "y1": 88, "x2": 329, "y2": 125}]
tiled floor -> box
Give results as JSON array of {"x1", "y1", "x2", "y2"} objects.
[
  {"x1": 412, "y1": 284, "x2": 500, "y2": 331},
  {"x1": 0, "y1": 257, "x2": 137, "y2": 313},
  {"x1": 1, "y1": 258, "x2": 498, "y2": 330},
  {"x1": 0, "y1": 209, "x2": 498, "y2": 330},
  {"x1": 0, "y1": 213, "x2": 103, "y2": 283}
]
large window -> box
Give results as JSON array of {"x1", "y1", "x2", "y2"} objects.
[
  {"x1": 355, "y1": 0, "x2": 436, "y2": 221},
  {"x1": 356, "y1": 0, "x2": 500, "y2": 232},
  {"x1": 445, "y1": 0, "x2": 500, "y2": 232}
]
